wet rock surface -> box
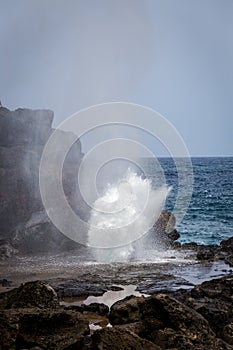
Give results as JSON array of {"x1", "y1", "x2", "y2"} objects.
[
  {"x1": 0, "y1": 274, "x2": 233, "y2": 349},
  {"x1": 54, "y1": 281, "x2": 109, "y2": 298},
  {"x1": 0, "y1": 281, "x2": 89, "y2": 350},
  {"x1": 170, "y1": 275, "x2": 233, "y2": 340},
  {"x1": 65, "y1": 302, "x2": 109, "y2": 316},
  {"x1": 0, "y1": 280, "x2": 59, "y2": 309},
  {"x1": 150, "y1": 210, "x2": 181, "y2": 248},
  {"x1": 0, "y1": 106, "x2": 85, "y2": 257},
  {"x1": 109, "y1": 282, "x2": 233, "y2": 349}
]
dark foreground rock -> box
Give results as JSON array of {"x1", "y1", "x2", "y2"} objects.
[
  {"x1": 0, "y1": 308, "x2": 90, "y2": 350},
  {"x1": 0, "y1": 280, "x2": 59, "y2": 309},
  {"x1": 1, "y1": 277, "x2": 233, "y2": 349},
  {"x1": 0, "y1": 281, "x2": 89, "y2": 350},
  {"x1": 109, "y1": 277, "x2": 233, "y2": 349},
  {"x1": 88, "y1": 327, "x2": 160, "y2": 349},
  {"x1": 171, "y1": 275, "x2": 233, "y2": 342}
]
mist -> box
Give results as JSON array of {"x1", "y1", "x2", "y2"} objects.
[{"x1": 0, "y1": 0, "x2": 232, "y2": 155}]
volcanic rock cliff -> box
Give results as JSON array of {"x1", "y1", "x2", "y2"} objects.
[{"x1": 0, "y1": 106, "x2": 85, "y2": 257}]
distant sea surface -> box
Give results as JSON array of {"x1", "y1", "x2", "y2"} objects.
[{"x1": 141, "y1": 157, "x2": 233, "y2": 245}]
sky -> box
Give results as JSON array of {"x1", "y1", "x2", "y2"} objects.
[{"x1": 0, "y1": 0, "x2": 232, "y2": 156}]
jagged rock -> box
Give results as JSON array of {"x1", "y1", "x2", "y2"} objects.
[
  {"x1": 0, "y1": 281, "x2": 59, "y2": 309},
  {"x1": 109, "y1": 295, "x2": 143, "y2": 326},
  {"x1": 89, "y1": 327, "x2": 160, "y2": 350},
  {"x1": 221, "y1": 237, "x2": 233, "y2": 253},
  {"x1": 170, "y1": 275, "x2": 233, "y2": 346},
  {"x1": 0, "y1": 308, "x2": 89, "y2": 350},
  {"x1": 225, "y1": 255, "x2": 233, "y2": 267},
  {"x1": 65, "y1": 302, "x2": 109, "y2": 316},
  {"x1": 11, "y1": 211, "x2": 78, "y2": 253},
  {"x1": 54, "y1": 281, "x2": 108, "y2": 298},
  {"x1": 145, "y1": 210, "x2": 180, "y2": 248},
  {"x1": 82, "y1": 302, "x2": 109, "y2": 316},
  {"x1": 222, "y1": 323, "x2": 233, "y2": 345},
  {"x1": 0, "y1": 279, "x2": 12, "y2": 287},
  {"x1": 109, "y1": 291, "x2": 233, "y2": 349},
  {"x1": 181, "y1": 242, "x2": 199, "y2": 250},
  {"x1": 196, "y1": 246, "x2": 216, "y2": 261},
  {"x1": 0, "y1": 107, "x2": 85, "y2": 254},
  {"x1": 0, "y1": 108, "x2": 53, "y2": 148}
]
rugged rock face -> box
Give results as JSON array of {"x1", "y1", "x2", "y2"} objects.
[
  {"x1": 0, "y1": 106, "x2": 85, "y2": 257},
  {"x1": 180, "y1": 235, "x2": 233, "y2": 267},
  {"x1": 0, "y1": 281, "x2": 90, "y2": 350},
  {"x1": 89, "y1": 327, "x2": 160, "y2": 350},
  {"x1": 1, "y1": 277, "x2": 233, "y2": 349},
  {"x1": 150, "y1": 210, "x2": 181, "y2": 248},
  {"x1": 0, "y1": 281, "x2": 59, "y2": 309},
  {"x1": 172, "y1": 276, "x2": 233, "y2": 341},
  {"x1": 109, "y1": 282, "x2": 233, "y2": 349},
  {"x1": 0, "y1": 308, "x2": 90, "y2": 350}
]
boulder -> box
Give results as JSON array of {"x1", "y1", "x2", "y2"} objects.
[
  {"x1": 110, "y1": 292, "x2": 233, "y2": 349},
  {"x1": 153, "y1": 210, "x2": 180, "y2": 247},
  {"x1": 170, "y1": 275, "x2": 233, "y2": 345},
  {"x1": 0, "y1": 308, "x2": 89, "y2": 350},
  {"x1": 221, "y1": 237, "x2": 233, "y2": 253},
  {"x1": 222, "y1": 323, "x2": 233, "y2": 345},
  {"x1": 196, "y1": 246, "x2": 216, "y2": 261},
  {"x1": 82, "y1": 302, "x2": 109, "y2": 316},
  {"x1": 0, "y1": 280, "x2": 90, "y2": 349},
  {"x1": 89, "y1": 327, "x2": 160, "y2": 350},
  {"x1": 1, "y1": 281, "x2": 59, "y2": 309}
]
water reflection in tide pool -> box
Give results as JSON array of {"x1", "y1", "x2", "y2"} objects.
[{"x1": 61, "y1": 284, "x2": 149, "y2": 309}]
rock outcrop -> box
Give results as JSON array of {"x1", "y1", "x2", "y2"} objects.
[
  {"x1": 0, "y1": 106, "x2": 86, "y2": 257},
  {"x1": 109, "y1": 284, "x2": 233, "y2": 349},
  {"x1": 1, "y1": 277, "x2": 233, "y2": 349},
  {"x1": 144, "y1": 210, "x2": 181, "y2": 249}
]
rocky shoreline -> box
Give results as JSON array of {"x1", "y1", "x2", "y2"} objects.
[
  {"x1": 0, "y1": 234, "x2": 232, "y2": 349},
  {"x1": 0, "y1": 106, "x2": 233, "y2": 348},
  {"x1": 0, "y1": 267, "x2": 232, "y2": 349}
]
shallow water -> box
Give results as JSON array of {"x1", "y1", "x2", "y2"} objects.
[{"x1": 0, "y1": 251, "x2": 232, "y2": 294}]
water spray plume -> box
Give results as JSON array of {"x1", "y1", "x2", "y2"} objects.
[{"x1": 88, "y1": 169, "x2": 171, "y2": 262}]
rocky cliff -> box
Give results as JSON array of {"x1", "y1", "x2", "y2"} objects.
[{"x1": 0, "y1": 106, "x2": 85, "y2": 257}]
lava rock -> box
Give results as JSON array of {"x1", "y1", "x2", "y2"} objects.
[
  {"x1": 196, "y1": 247, "x2": 216, "y2": 261},
  {"x1": 1, "y1": 281, "x2": 59, "y2": 309},
  {"x1": 149, "y1": 210, "x2": 181, "y2": 248},
  {"x1": 171, "y1": 275, "x2": 233, "y2": 344},
  {"x1": 221, "y1": 237, "x2": 233, "y2": 253},
  {"x1": 109, "y1": 295, "x2": 143, "y2": 325},
  {"x1": 110, "y1": 291, "x2": 233, "y2": 349},
  {"x1": 89, "y1": 327, "x2": 160, "y2": 350},
  {"x1": 0, "y1": 106, "x2": 86, "y2": 254},
  {"x1": 181, "y1": 242, "x2": 199, "y2": 250},
  {"x1": 222, "y1": 323, "x2": 233, "y2": 345},
  {"x1": 82, "y1": 302, "x2": 109, "y2": 316},
  {"x1": 0, "y1": 308, "x2": 89, "y2": 350},
  {"x1": 54, "y1": 281, "x2": 108, "y2": 298}
]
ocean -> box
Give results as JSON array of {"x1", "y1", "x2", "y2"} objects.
[{"x1": 141, "y1": 157, "x2": 233, "y2": 245}]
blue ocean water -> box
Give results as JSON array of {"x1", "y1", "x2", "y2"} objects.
[{"x1": 141, "y1": 157, "x2": 233, "y2": 245}]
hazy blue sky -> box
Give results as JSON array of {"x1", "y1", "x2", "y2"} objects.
[{"x1": 0, "y1": 0, "x2": 232, "y2": 156}]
